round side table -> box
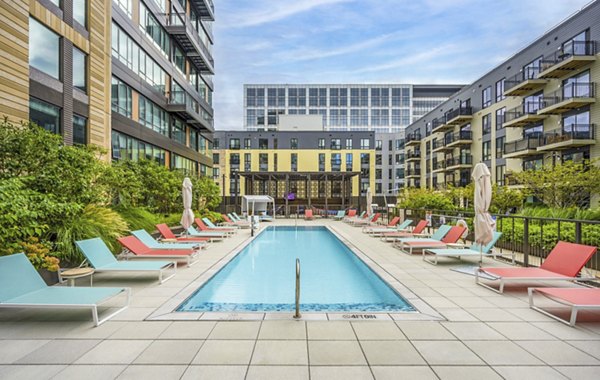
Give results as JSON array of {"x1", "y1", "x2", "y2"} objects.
[{"x1": 61, "y1": 268, "x2": 95, "y2": 287}]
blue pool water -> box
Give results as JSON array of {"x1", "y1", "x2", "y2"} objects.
[{"x1": 178, "y1": 226, "x2": 414, "y2": 312}]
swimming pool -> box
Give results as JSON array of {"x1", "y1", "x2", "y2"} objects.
[{"x1": 178, "y1": 226, "x2": 414, "y2": 312}]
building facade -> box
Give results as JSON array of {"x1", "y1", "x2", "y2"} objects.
[
  {"x1": 0, "y1": 0, "x2": 215, "y2": 175},
  {"x1": 404, "y1": 1, "x2": 600, "y2": 192}
]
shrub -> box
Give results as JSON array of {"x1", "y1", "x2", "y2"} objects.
[
  {"x1": 114, "y1": 206, "x2": 159, "y2": 232},
  {"x1": 397, "y1": 188, "x2": 455, "y2": 211},
  {"x1": 17, "y1": 237, "x2": 60, "y2": 272}
]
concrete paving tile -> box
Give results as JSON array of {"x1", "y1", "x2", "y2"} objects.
[
  {"x1": 553, "y1": 366, "x2": 600, "y2": 379},
  {"x1": 180, "y1": 365, "x2": 247, "y2": 380},
  {"x1": 371, "y1": 366, "x2": 437, "y2": 380},
  {"x1": 54, "y1": 365, "x2": 127, "y2": 380},
  {"x1": 360, "y1": 340, "x2": 426, "y2": 365},
  {"x1": 437, "y1": 308, "x2": 479, "y2": 322},
  {"x1": 16, "y1": 339, "x2": 100, "y2": 364},
  {"x1": 431, "y1": 366, "x2": 503, "y2": 380},
  {"x1": 307, "y1": 321, "x2": 356, "y2": 340},
  {"x1": 464, "y1": 308, "x2": 522, "y2": 322},
  {"x1": 310, "y1": 366, "x2": 373, "y2": 380},
  {"x1": 447, "y1": 296, "x2": 496, "y2": 308},
  {"x1": 109, "y1": 321, "x2": 171, "y2": 339},
  {"x1": 533, "y1": 322, "x2": 600, "y2": 340},
  {"x1": 420, "y1": 296, "x2": 458, "y2": 308},
  {"x1": 517, "y1": 340, "x2": 600, "y2": 365},
  {"x1": 351, "y1": 322, "x2": 405, "y2": 340},
  {"x1": 246, "y1": 365, "x2": 309, "y2": 380},
  {"x1": 258, "y1": 320, "x2": 306, "y2": 340},
  {"x1": 412, "y1": 341, "x2": 484, "y2": 365},
  {"x1": 567, "y1": 340, "x2": 600, "y2": 360},
  {"x1": 134, "y1": 339, "x2": 203, "y2": 364},
  {"x1": 250, "y1": 340, "x2": 308, "y2": 365},
  {"x1": 442, "y1": 322, "x2": 506, "y2": 340},
  {"x1": 75, "y1": 340, "x2": 152, "y2": 364},
  {"x1": 192, "y1": 339, "x2": 254, "y2": 365},
  {"x1": 308, "y1": 341, "x2": 367, "y2": 365},
  {"x1": 116, "y1": 365, "x2": 187, "y2": 380},
  {"x1": 61, "y1": 321, "x2": 128, "y2": 339},
  {"x1": 130, "y1": 296, "x2": 170, "y2": 308},
  {"x1": 158, "y1": 321, "x2": 216, "y2": 339},
  {"x1": 0, "y1": 364, "x2": 65, "y2": 380},
  {"x1": 486, "y1": 322, "x2": 557, "y2": 340},
  {"x1": 464, "y1": 340, "x2": 544, "y2": 365},
  {"x1": 492, "y1": 366, "x2": 568, "y2": 380},
  {"x1": 0, "y1": 340, "x2": 50, "y2": 363},
  {"x1": 396, "y1": 321, "x2": 455, "y2": 340},
  {"x1": 208, "y1": 321, "x2": 260, "y2": 339},
  {"x1": 111, "y1": 307, "x2": 156, "y2": 321}
]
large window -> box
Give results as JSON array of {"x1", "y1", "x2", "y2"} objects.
[
  {"x1": 329, "y1": 88, "x2": 347, "y2": 107},
  {"x1": 259, "y1": 153, "x2": 268, "y2": 171},
  {"x1": 360, "y1": 139, "x2": 370, "y2": 149},
  {"x1": 111, "y1": 130, "x2": 165, "y2": 165},
  {"x1": 114, "y1": 0, "x2": 132, "y2": 16},
  {"x1": 288, "y1": 88, "x2": 306, "y2": 107},
  {"x1": 174, "y1": 44, "x2": 185, "y2": 73},
  {"x1": 391, "y1": 87, "x2": 410, "y2": 107},
  {"x1": 139, "y1": 95, "x2": 168, "y2": 135},
  {"x1": 73, "y1": 0, "x2": 87, "y2": 27},
  {"x1": 346, "y1": 153, "x2": 353, "y2": 171},
  {"x1": 482, "y1": 141, "x2": 491, "y2": 161},
  {"x1": 171, "y1": 118, "x2": 186, "y2": 145},
  {"x1": 331, "y1": 153, "x2": 341, "y2": 171},
  {"x1": 319, "y1": 153, "x2": 325, "y2": 171},
  {"x1": 371, "y1": 88, "x2": 389, "y2": 107},
  {"x1": 139, "y1": 2, "x2": 169, "y2": 56},
  {"x1": 350, "y1": 109, "x2": 368, "y2": 126},
  {"x1": 350, "y1": 88, "x2": 369, "y2": 106},
  {"x1": 482, "y1": 86, "x2": 492, "y2": 108},
  {"x1": 267, "y1": 88, "x2": 285, "y2": 107},
  {"x1": 482, "y1": 114, "x2": 491, "y2": 135},
  {"x1": 246, "y1": 88, "x2": 264, "y2": 107},
  {"x1": 309, "y1": 88, "x2": 327, "y2": 107},
  {"x1": 258, "y1": 138, "x2": 268, "y2": 149},
  {"x1": 345, "y1": 138, "x2": 353, "y2": 149},
  {"x1": 111, "y1": 77, "x2": 132, "y2": 117},
  {"x1": 496, "y1": 165, "x2": 505, "y2": 186},
  {"x1": 73, "y1": 114, "x2": 87, "y2": 145},
  {"x1": 392, "y1": 109, "x2": 410, "y2": 126},
  {"x1": 72, "y1": 47, "x2": 87, "y2": 92},
  {"x1": 290, "y1": 138, "x2": 298, "y2": 149},
  {"x1": 291, "y1": 153, "x2": 298, "y2": 171},
  {"x1": 244, "y1": 153, "x2": 251, "y2": 172},
  {"x1": 496, "y1": 136, "x2": 504, "y2": 159},
  {"x1": 371, "y1": 109, "x2": 389, "y2": 126},
  {"x1": 229, "y1": 138, "x2": 240, "y2": 149},
  {"x1": 331, "y1": 138, "x2": 341, "y2": 150},
  {"x1": 29, "y1": 18, "x2": 60, "y2": 79},
  {"x1": 30, "y1": 97, "x2": 60, "y2": 135},
  {"x1": 495, "y1": 107, "x2": 505, "y2": 130},
  {"x1": 495, "y1": 78, "x2": 505, "y2": 102}
]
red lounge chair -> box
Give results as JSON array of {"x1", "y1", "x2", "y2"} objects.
[
  {"x1": 352, "y1": 213, "x2": 381, "y2": 226},
  {"x1": 156, "y1": 224, "x2": 210, "y2": 244},
  {"x1": 305, "y1": 209, "x2": 314, "y2": 220},
  {"x1": 381, "y1": 220, "x2": 428, "y2": 241},
  {"x1": 347, "y1": 209, "x2": 357, "y2": 217},
  {"x1": 118, "y1": 236, "x2": 200, "y2": 267},
  {"x1": 398, "y1": 225, "x2": 466, "y2": 254},
  {"x1": 362, "y1": 216, "x2": 400, "y2": 233},
  {"x1": 195, "y1": 218, "x2": 235, "y2": 235},
  {"x1": 221, "y1": 214, "x2": 249, "y2": 227},
  {"x1": 528, "y1": 287, "x2": 600, "y2": 326},
  {"x1": 477, "y1": 241, "x2": 597, "y2": 293}
]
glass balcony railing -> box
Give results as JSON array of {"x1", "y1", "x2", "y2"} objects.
[
  {"x1": 446, "y1": 155, "x2": 473, "y2": 167},
  {"x1": 541, "y1": 82, "x2": 595, "y2": 108},
  {"x1": 405, "y1": 131, "x2": 422, "y2": 144},
  {"x1": 505, "y1": 66, "x2": 543, "y2": 91},
  {"x1": 444, "y1": 107, "x2": 473, "y2": 123},
  {"x1": 540, "y1": 41, "x2": 597, "y2": 71},
  {"x1": 541, "y1": 124, "x2": 595, "y2": 146},
  {"x1": 406, "y1": 168, "x2": 421, "y2": 176},
  {"x1": 505, "y1": 101, "x2": 543, "y2": 123},
  {"x1": 504, "y1": 137, "x2": 542, "y2": 155}
]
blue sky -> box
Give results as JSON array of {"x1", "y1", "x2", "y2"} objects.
[{"x1": 213, "y1": 0, "x2": 591, "y2": 130}]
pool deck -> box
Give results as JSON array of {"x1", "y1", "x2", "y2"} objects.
[{"x1": 1, "y1": 218, "x2": 599, "y2": 379}]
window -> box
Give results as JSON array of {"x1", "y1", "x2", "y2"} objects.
[
  {"x1": 350, "y1": 109, "x2": 368, "y2": 126},
  {"x1": 73, "y1": 0, "x2": 87, "y2": 27},
  {"x1": 174, "y1": 44, "x2": 185, "y2": 72},
  {"x1": 213, "y1": 153, "x2": 219, "y2": 165},
  {"x1": 482, "y1": 86, "x2": 492, "y2": 108},
  {"x1": 371, "y1": 88, "x2": 389, "y2": 107},
  {"x1": 189, "y1": 129, "x2": 199, "y2": 151},
  {"x1": 259, "y1": 153, "x2": 268, "y2": 171},
  {"x1": 495, "y1": 78, "x2": 505, "y2": 102},
  {"x1": 111, "y1": 77, "x2": 132, "y2": 117},
  {"x1": 114, "y1": 0, "x2": 132, "y2": 16},
  {"x1": 244, "y1": 153, "x2": 251, "y2": 172},
  {"x1": 375, "y1": 169, "x2": 382, "y2": 179},
  {"x1": 331, "y1": 153, "x2": 341, "y2": 171},
  {"x1": 388, "y1": 155, "x2": 393, "y2": 165},
  {"x1": 482, "y1": 141, "x2": 491, "y2": 161},
  {"x1": 273, "y1": 153, "x2": 278, "y2": 171},
  {"x1": 246, "y1": 88, "x2": 265, "y2": 107},
  {"x1": 350, "y1": 88, "x2": 368, "y2": 106},
  {"x1": 371, "y1": 109, "x2": 389, "y2": 126},
  {"x1": 562, "y1": 30, "x2": 589, "y2": 56},
  {"x1": 329, "y1": 88, "x2": 347, "y2": 107},
  {"x1": 495, "y1": 107, "x2": 505, "y2": 130},
  {"x1": 139, "y1": 95, "x2": 168, "y2": 135},
  {"x1": 346, "y1": 153, "x2": 353, "y2": 171},
  {"x1": 391, "y1": 109, "x2": 410, "y2": 126},
  {"x1": 331, "y1": 138, "x2": 341, "y2": 150},
  {"x1": 482, "y1": 114, "x2": 491, "y2": 135},
  {"x1": 291, "y1": 153, "x2": 298, "y2": 171},
  {"x1": 244, "y1": 138, "x2": 251, "y2": 149},
  {"x1": 29, "y1": 18, "x2": 60, "y2": 79},
  {"x1": 523, "y1": 157, "x2": 543, "y2": 171},
  {"x1": 29, "y1": 98, "x2": 60, "y2": 135},
  {"x1": 523, "y1": 56, "x2": 542, "y2": 79},
  {"x1": 290, "y1": 138, "x2": 298, "y2": 149},
  {"x1": 345, "y1": 138, "x2": 353, "y2": 149},
  {"x1": 496, "y1": 165, "x2": 505, "y2": 186},
  {"x1": 395, "y1": 139, "x2": 404, "y2": 150},
  {"x1": 360, "y1": 139, "x2": 370, "y2": 149},
  {"x1": 288, "y1": 88, "x2": 306, "y2": 107},
  {"x1": 213, "y1": 138, "x2": 220, "y2": 149},
  {"x1": 563, "y1": 70, "x2": 591, "y2": 98},
  {"x1": 496, "y1": 136, "x2": 504, "y2": 159},
  {"x1": 318, "y1": 138, "x2": 325, "y2": 149},
  {"x1": 171, "y1": 118, "x2": 186, "y2": 145},
  {"x1": 309, "y1": 88, "x2": 327, "y2": 107},
  {"x1": 111, "y1": 131, "x2": 166, "y2": 164},
  {"x1": 319, "y1": 153, "x2": 325, "y2": 171},
  {"x1": 229, "y1": 138, "x2": 240, "y2": 149},
  {"x1": 375, "y1": 155, "x2": 382, "y2": 165},
  {"x1": 375, "y1": 140, "x2": 382, "y2": 150},
  {"x1": 267, "y1": 88, "x2": 285, "y2": 107},
  {"x1": 392, "y1": 87, "x2": 410, "y2": 106},
  {"x1": 139, "y1": 2, "x2": 169, "y2": 56}
]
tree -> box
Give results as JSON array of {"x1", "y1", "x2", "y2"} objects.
[
  {"x1": 397, "y1": 188, "x2": 455, "y2": 210},
  {"x1": 490, "y1": 184, "x2": 524, "y2": 214},
  {"x1": 515, "y1": 159, "x2": 600, "y2": 208}
]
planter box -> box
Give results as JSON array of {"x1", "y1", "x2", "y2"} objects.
[{"x1": 38, "y1": 268, "x2": 60, "y2": 286}]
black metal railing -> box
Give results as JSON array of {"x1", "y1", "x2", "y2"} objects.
[
  {"x1": 406, "y1": 168, "x2": 421, "y2": 176},
  {"x1": 432, "y1": 140, "x2": 446, "y2": 150},
  {"x1": 505, "y1": 66, "x2": 543, "y2": 91},
  {"x1": 406, "y1": 150, "x2": 421, "y2": 159},
  {"x1": 504, "y1": 136, "x2": 542, "y2": 154},
  {"x1": 505, "y1": 101, "x2": 543, "y2": 123},
  {"x1": 445, "y1": 107, "x2": 473, "y2": 122},
  {"x1": 433, "y1": 161, "x2": 446, "y2": 171},
  {"x1": 431, "y1": 117, "x2": 446, "y2": 130},
  {"x1": 406, "y1": 132, "x2": 422, "y2": 144},
  {"x1": 402, "y1": 208, "x2": 600, "y2": 274},
  {"x1": 541, "y1": 40, "x2": 597, "y2": 70},
  {"x1": 447, "y1": 130, "x2": 473, "y2": 144},
  {"x1": 446, "y1": 154, "x2": 473, "y2": 167},
  {"x1": 541, "y1": 124, "x2": 595, "y2": 146},
  {"x1": 541, "y1": 82, "x2": 595, "y2": 108}
]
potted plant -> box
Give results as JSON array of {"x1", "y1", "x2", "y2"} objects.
[{"x1": 19, "y1": 238, "x2": 61, "y2": 285}]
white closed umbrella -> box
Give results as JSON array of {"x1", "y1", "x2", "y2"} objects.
[
  {"x1": 472, "y1": 163, "x2": 495, "y2": 266},
  {"x1": 180, "y1": 177, "x2": 195, "y2": 237},
  {"x1": 366, "y1": 187, "x2": 373, "y2": 215}
]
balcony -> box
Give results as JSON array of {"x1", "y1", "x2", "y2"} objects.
[
  {"x1": 406, "y1": 150, "x2": 422, "y2": 162},
  {"x1": 538, "y1": 41, "x2": 597, "y2": 79},
  {"x1": 504, "y1": 67, "x2": 548, "y2": 96},
  {"x1": 446, "y1": 130, "x2": 473, "y2": 148},
  {"x1": 537, "y1": 124, "x2": 596, "y2": 151},
  {"x1": 538, "y1": 83, "x2": 595, "y2": 115},
  {"x1": 503, "y1": 137, "x2": 542, "y2": 158},
  {"x1": 432, "y1": 161, "x2": 446, "y2": 173},
  {"x1": 167, "y1": 90, "x2": 214, "y2": 131},
  {"x1": 446, "y1": 179, "x2": 470, "y2": 188},
  {"x1": 505, "y1": 171, "x2": 521, "y2": 186},
  {"x1": 445, "y1": 155, "x2": 473, "y2": 170},
  {"x1": 165, "y1": 12, "x2": 214, "y2": 74},
  {"x1": 190, "y1": 0, "x2": 215, "y2": 21},
  {"x1": 431, "y1": 117, "x2": 451, "y2": 133},
  {"x1": 444, "y1": 107, "x2": 473, "y2": 126},
  {"x1": 405, "y1": 132, "x2": 422, "y2": 146},
  {"x1": 503, "y1": 102, "x2": 547, "y2": 128},
  {"x1": 432, "y1": 139, "x2": 453, "y2": 153},
  {"x1": 406, "y1": 168, "x2": 421, "y2": 178}
]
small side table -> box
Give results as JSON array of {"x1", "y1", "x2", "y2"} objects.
[{"x1": 61, "y1": 268, "x2": 94, "y2": 287}]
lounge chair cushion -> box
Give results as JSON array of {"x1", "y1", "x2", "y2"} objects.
[{"x1": 534, "y1": 287, "x2": 600, "y2": 306}]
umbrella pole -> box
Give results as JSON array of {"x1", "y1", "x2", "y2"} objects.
[{"x1": 479, "y1": 243, "x2": 483, "y2": 268}]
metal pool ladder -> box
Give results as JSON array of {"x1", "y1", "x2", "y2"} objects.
[{"x1": 294, "y1": 258, "x2": 301, "y2": 319}]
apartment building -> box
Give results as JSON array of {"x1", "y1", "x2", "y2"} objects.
[
  {"x1": 404, "y1": 1, "x2": 600, "y2": 190},
  {"x1": 0, "y1": 0, "x2": 215, "y2": 175}
]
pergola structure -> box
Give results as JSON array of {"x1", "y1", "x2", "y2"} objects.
[{"x1": 238, "y1": 171, "x2": 361, "y2": 216}]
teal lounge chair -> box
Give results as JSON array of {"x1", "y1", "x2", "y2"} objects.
[
  {"x1": 203, "y1": 218, "x2": 237, "y2": 232},
  {"x1": 363, "y1": 219, "x2": 413, "y2": 235},
  {"x1": 333, "y1": 210, "x2": 346, "y2": 220},
  {"x1": 232, "y1": 212, "x2": 244, "y2": 221},
  {"x1": 187, "y1": 226, "x2": 226, "y2": 239},
  {"x1": 423, "y1": 232, "x2": 510, "y2": 265},
  {"x1": 131, "y1": 230, "x2": 206, "y2": 250},
  {"x1": 76, "y1": 238, "x2": 177, "y2": 284},
  {"x1": 0, "y1": 253, "x2": 130, "y2": 326},
  {"x1": 392, "y1": 225, "x2": 452, "y2": 246}
]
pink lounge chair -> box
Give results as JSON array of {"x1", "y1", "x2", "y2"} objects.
[
  {"x1": 362, "y1": 216, "x2": 400, "y2": 233},
  {"x1": 381, "y1": 220, "x2": 428, "y2": 241},
  {"x1": 118, "y1": 236, "x2": 200, "y2": 267},
  {"x1": 398, "y1": 225, "x2": 466, "y2": 254},
  {"x1": 352, "y1": 213, "x2": 381, "y2": 226},
  {"x1": 528, "y1": 287, "x2": 600, "y2": 326},
  {"x1": 156, "y1": 224, "x2": 210, "y2": 244},
  {"x1": 305, "y1": 209, "x2": 314, "y2": 220},
  {"x1": 477, "y1": 241, "x2": 597, "y2": 293}
]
